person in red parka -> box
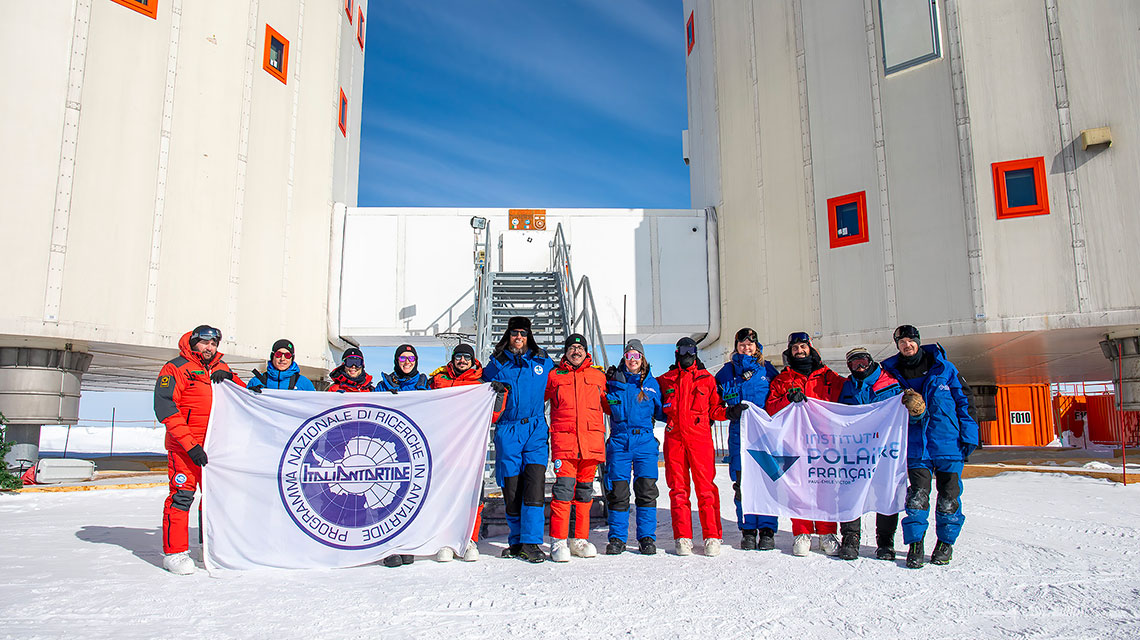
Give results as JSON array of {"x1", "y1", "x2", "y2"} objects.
[
  {"x1": 327, "y1": 347, "x2": 373, "y2": 392},
  {"x1": 153, "y1": 325, "x2": 245, "y2": 575},
  {"x1": 544, "y1": 333, "x2": 609, "y2": 562},
  {"x1": 766, "y1": 331, "x2": 846, "y2": 557},
  {"x1": 656, "y1": 337, "x2": 728, "y2": 557},
  {"x1": 428, "y1": 343, "x2": 508, "y2": 563}
]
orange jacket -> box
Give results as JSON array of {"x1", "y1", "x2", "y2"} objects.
[
  {"x1": 656, "y1": 361, "x2": 726, "y2": 439},
  {"x1": 765, "y1": 364, "x2": 846, "y2": 415},
  {"x1": 545, "y1": 354, "x2": 609, "y2": 461},
  {"x1": 153, "y1": 331, "x2": 244, "y2": 452},
  {"x1": 429, "y1": 360, "x2": 506, "y2": 422}
]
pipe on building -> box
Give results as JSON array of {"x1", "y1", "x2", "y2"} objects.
[
  {"x1": 327, "y1": 202, "x2": 359, "y2": 355},
  {"x1": 1100, "y1": 335, "x2": 1140, "y2": 411},
  {"x1": 697, "y1": 206, "x2": 721, "y2": 350}
]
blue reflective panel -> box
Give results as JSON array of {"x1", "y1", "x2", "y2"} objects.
[
  {"x1": 1004, "y1": 168, "x2": 1037, "y2": 208},
  {"x1": 835, "y1": 202, "x2": 860, "y2": 238}
]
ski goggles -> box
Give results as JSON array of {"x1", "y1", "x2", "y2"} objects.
[
  {"x1": 192, "y1": 326, "x2": 222, "y2": 344},
  {"x1": 787, "y1": 331, "x2": 811, "y2": 346},
  {"x1": 397, "y1": 355, "x2": 417, "y2": 363},
  {"x1": 343, "y1": 356, "x2": 364, "y2": 368},
  {"x1": 846, "y1": 354, "x2": 873, "y2": 369},
  {"x1": 624, "y1": 351, "x2": 642, "y2": 361},
  {"x1": 273, "y1": 351, "x2": 294, "y2": 360},
  {"x1": 676, "y1": 345, "x2": 698, "y2": 357}
]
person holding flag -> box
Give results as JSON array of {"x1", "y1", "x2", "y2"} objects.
[{"x1": 246, "y1": 339, "x2": 316, "y2": 392}]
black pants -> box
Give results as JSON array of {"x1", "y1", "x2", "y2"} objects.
[{"x1": 840, "y1": 513, "x2": 899, "y2": 543}]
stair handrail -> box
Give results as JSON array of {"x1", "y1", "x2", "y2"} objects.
[
  {"x1": 550, "y1": 224, "x2": 609, "y2": 368},
  {"x1": 474, "y1": 228, "x2": 494, "y2": 360}
]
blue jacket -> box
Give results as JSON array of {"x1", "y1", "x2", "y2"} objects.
[
  {"x1": 482, "y1": 348, "x2": 554, "y2": 423},
  {"x1": 882, "y1": 344, "x2": 980, "y2": 462},
  {"x1": 714, "y1": 353, "x2": 779, "y2": 420},
  {"x1": 837, "y1": 364, "x2": 902, "y2": 406},
  {"x1": 605, "y1": 363, "x2": 662, "y2": 435},
  {"x1": 374, "y1": 371, "x2": 429, "y2": 392},
  {"x1": 246, "y1": 361, "x2": 316, "y2": 392}
]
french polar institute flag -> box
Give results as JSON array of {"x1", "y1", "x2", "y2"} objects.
[
  {"x1": 739, "y1": 397, "x2": 908, "y2": 522},
  {"x1": 202, "y1": 381, "x2": 493, "y2": 570}
]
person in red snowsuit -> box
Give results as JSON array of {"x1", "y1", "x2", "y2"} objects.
[
  {"x1": 544, "y1": 333, "x2": 609, "y2": 562},
  {"x1": 152, "y1": 325, "x2": 244, "y2": 575},
  {"x1": 766, "y1": 331, "x2": 846, "y2": 556},
  {"x1": 326, "y1": 347, "x2": 373, "y2": 392},
  {"x1": 656, "y1": 337, "x2": 728, "y2": 557},
  {"x1": 428, "y1": 343, "x2": 507, "y2": 563}
]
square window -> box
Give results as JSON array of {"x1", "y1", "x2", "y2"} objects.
[
  {"x1": 339, "y1": 89, "x2": 348, "y2": 137},
  {"x1": 686, "y1": 12, "x2": 695, "y2": 55},
  {"x1": 110, "y1": 0, "x2": 158, "y2": 19},
  {"x1": 262, "y1": 25, "x2": 290, "y2": 84},
  {"x1": 345, "y1": 0, "x2": 354, "y2": 24},
  {"x1": 357, "y1": 8, "x2": 365, "y2": 50},
  {"x1": 827, "y1": 191, "x2": 870, "y2": 248},
  {"x1": 992, "y1": 157, "x2": 1049, "y2": 219},
  {"x1": 879, "y1": 0, "x2": 941, "y2": 74}
]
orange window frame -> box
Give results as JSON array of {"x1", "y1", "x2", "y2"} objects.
[
  {"x1": 263, "y1": 25, "x2": 290, "y2": 85},
  {"x1": 110, "y1": 0, "x2": 158, "y2": 19},
  {"x1": 338, "y1": 89, "x2": 348, "y2": 137},
  {"x1": 827, "y1": 191, "x2": 869, "y2": 248},
  {"x1": 345, "y1": 0, "x2": 354, "y2": 23},
  {"x1": 992, "y1": 157, "x2": 1049, "y2": 219},
  {"x1": 686, "y1": 12, "x2": 695, "y2": 55},
  {"x1": 357, "y1": 7, "x2": 365, "y2": 50}
]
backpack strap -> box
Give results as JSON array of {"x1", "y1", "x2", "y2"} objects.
[{"x1": 288, "y1": 373, "x2": 299, "y2": 390}]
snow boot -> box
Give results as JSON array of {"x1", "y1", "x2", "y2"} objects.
[
  {"x1": 638, "y1": 537, "x2": 656, "y2": 555},
  {"x1": 501, "y1": 543, "x2": 522, "y2": 558},
  {"x1": 704, "y1": 538, "x2": 722, "y2": 557},
  {"x1": 792, "y1": 534, "x2": 811, "y2": 557},
  {"x1": 606, "y1": 538, "x2": 626, "y2": 555},
  {"x1": 462, "y1": 541, "x2": 480, "y2": 562},
  {"x1": 875, "y1": 533, "x2": 896, "y2": 561},
  {"x1": 931, "y1": 540, "x2": 953, "y2": 565},
  {"x1": 838, "y1": 533, "x2": 860, "y2": 561},
  {"x1": 382, "y1": 555, "x2": 403, "y2": 568},
  {"x1": 401, "y1": 555, "x2": 414, "y2": 565},
  {"x1": 434, "y1": 547, "x2": 455, "y2": 562},
  {"x1": 162, "y1": 551, "x2": 196, "y2": 575},
  {"x1": 740, "y1": 529, "x2": 758, "y2": 550},
  {"x1": 906, "y1": 541, "x2": 925, "y2": 569},
  {"x1": 550, "y1": 539, "x2": 571, "y2": 563},
  {"x1": 569, "y1": 538, "x2": 597, "y2": 558},
  {"x1": 757, "y1": 528, "x2": 776, "y2": 551},
  {"x1": 675, "y1": 538, "x2": 694, "y2": 556},
  {"x1": 819, "y1": 533, "x2": 840, "y2": 556},
  {"x1": 517, "y1": 543, "x2": 546, "y2": 563}
]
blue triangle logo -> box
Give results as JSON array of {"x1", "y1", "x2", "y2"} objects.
[{"x1": 748, "y1": 450, "x2": 800, "y2": 481}]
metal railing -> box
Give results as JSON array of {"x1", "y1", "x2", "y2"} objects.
[
  {"x1": 550, "y1": 223, "x2": 608, "y2": 368},
  {"x1": 474, "y1": 228, "x2": 494, "y2": 360}
]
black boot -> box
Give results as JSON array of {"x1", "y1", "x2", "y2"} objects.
[
  {"x1": 740, "y1": 529, "x2": 758, "y2": 551},
  {"x1": 606, "y1": 538, "x2": 626, "y2": 555},
  {"x1": 838, "y1": 533, "x2": 860, "y2": 560},
  {"x1": 517, "y1": 543, "x2": 546, "y2": 563},
  {"x1": 638, "y1": 537, "x2": 657, "y2": 555},
  {"x1": 906, "y1": 541, "x2": 924, "y2": 569},
  {"x1": 501, "y1": 543, "x2": 522, "y2": 558},
  {"x1": 930, "y1": 540, "x2": 953, "y2": 565},
  {"x1": 875, "y1": 533, "x2": 896, "y2": 561},
  {"x1": 401, "y1": 554, "x2": 414, "y2": 565},
  {"x1": 757, "y1": 528, "x2": 776, "y2": 551},
  {"x1": 382, "y1": 555, "x2": 403, "y2": 568}
]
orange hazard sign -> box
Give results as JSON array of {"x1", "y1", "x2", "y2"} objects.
[{"x1": 508, "y1": 209, "x2": 546, "y2": 231}]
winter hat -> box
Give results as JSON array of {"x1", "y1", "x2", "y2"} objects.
[
  {"x1": 845, "y1": 347, "x2": 873, "y2": 364},
  {"x1": 188, "y1": 324, "x2": 222, "y2": 349},
  {"x1": 623, "y1": 339, "x2": 646, "y2": 358},
  {"x1": 507, "y1": 316, "x2": 532, "y2": 334},
  {"x1": 676, "y1": 336, "x2": 698, "y2": 354},
  {"x1": 394, "y1": 344, "x2": 418, "y2": 366},
  {"x1": 271, "y1": 339, "x2": 295, "y2": 356},
  {"x1": 564, "y1": 333, "x2": 588, "y2": 351},
  {"x1": 893, "y1": 324, "x2": 921, "y2": 345},
  {"x1": 734, "y1": 327, "x2": 759, "y2": 347},
  {"x1": 452, "y1": 343, "x2": 475, "y2": 360},
  {"x1": 341, "y1": 347, "x2": 364, "y2": 366}
]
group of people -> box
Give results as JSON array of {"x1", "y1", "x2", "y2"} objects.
[{"x1": 152, "y1": 318, "x2": 978, "y2": 576}]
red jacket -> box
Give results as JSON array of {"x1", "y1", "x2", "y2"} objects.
[
  {"x1": 545, "y1": 355, "x2": 608, "y2": 461},
  {"x1": 430, "y1": 360, "x2": 506, "y2": 422},
  {"x1": 153, "y1": 331, "x2": 244, "y2": 453},
  {"x1": 765, "y1": 364, "x2": 846, "y2": 415},
  {"x1": 656, "y1": 361, "x2": 726, "y2": 438}
]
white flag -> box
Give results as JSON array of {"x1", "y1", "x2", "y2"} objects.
[
  {"x1": 739, "y1": 397, "x2": 908, "y2": 522},
  {"x1": 202, "y1": 381, "x2": 493, "y2": 570}
]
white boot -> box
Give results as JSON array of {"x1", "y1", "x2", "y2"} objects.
[
  {"x1": 675, "y1": 538, "x2": 694, "y2": 556},
  {"x1": 704, "y1": 538, "x2": 722, "y2": 557},
  {"x1": 550, "y1": 539, "x2": 571, "y2": 562},
  {"x1": 569, "y1": 538, "x2": 597, "y2": 558},
  {"x1": 434, "y1": 547, "x2": 455, "y2": 562},
  {"x1": 819, "y1": 533, "x2": 840, "y2": 556},
  {"x1": 163, "y1": 551, "x2": 196, "y2": 575},
  {"x1": 792, "y1": 534, "x2": 811, "y2": 557},
  {"x1": 462, "y1": 540, "x2": 480, "y2": 562}
]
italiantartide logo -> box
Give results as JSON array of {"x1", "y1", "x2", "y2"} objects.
[{"x1": 278, "y1": 404, "x2": 431, "y2": 550}]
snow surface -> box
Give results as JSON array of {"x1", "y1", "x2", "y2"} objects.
[{"x1": 2, "y1": 469, "x2": 1138, "y2": 639}]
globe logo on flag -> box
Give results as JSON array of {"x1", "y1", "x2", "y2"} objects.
[{"x1": 278, "y1": 404, "x2": 432, "y2": 549}]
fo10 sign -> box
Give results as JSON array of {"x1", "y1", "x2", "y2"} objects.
[{"x1": 1010, "y1": 411, "x2": 1033, "y2": 425}]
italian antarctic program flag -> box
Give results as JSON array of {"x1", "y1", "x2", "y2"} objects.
[
  {"x1": 739, "y1": 397, "x2": 908, "y2": 522},
  {"x1": 202, "y1": 381, "x2": 493, "y2": 570}
]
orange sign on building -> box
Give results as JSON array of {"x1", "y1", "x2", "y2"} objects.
[{"x1": 508, "y1": 209, "x2": 546, "y2": 231}]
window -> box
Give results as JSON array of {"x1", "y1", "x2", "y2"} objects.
[
  {"x1": 110, "y1": 0, "x2": 158, "y2": 19},
  {"x1": 338, "y1": 89, "x2": 348, "y2": 137},
  {"x1": 345, "y1": 0, "x2": 353, "y2": 24},
  {"x1": 686, "y1": 12, "x2": 695, "y2": 55},
  {"x1": 992, "y1": 157, "x2": 1049, "y2": 219},
  {"x1": 827, "y1": 191, "x2": 869, "y2": 248},
  {"x1": 879, "y1": 0, "x2": 941, "y2": 74},
  {"x1": 262, "y1": 25, "x2": 290, "y2": 84},
  {"x1": 357, "y1": 7, "x2": 365, "y2": 50}
]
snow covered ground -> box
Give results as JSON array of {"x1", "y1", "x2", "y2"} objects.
[{"x1": 2, "y1": 469, "x2": 1138, "y2": 640}]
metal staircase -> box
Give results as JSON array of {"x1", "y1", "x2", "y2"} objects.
[{"x1": 487, "y1": 272, "x2": 568, "y2": 357}]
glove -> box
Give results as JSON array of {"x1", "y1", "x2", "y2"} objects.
[
  {"x1": 786, "y1": 388, "x2": 806, "y2": 403},
  {"x1": 489, "y1": 381, "x2": 508, "y2": 393},
  {"x1": 210, "y1": 369, "x2": 233, "y2": 384},
  {"x1": 960, "y1": 441, "x2": 977, "y2": 462},
  {"x1": 187, "y1": 445, "x2": 209, "y2": 467},
  {"x1": 605, "y1": 366, "x2": 620, "y2": 382},
  {"x1": 248, "y1": 385, "x2": 262, "y2": 394},
  {"x1": 725, "y1": 403, "x2": 747, "y2": 422},
  {"x1": 901, "y1": 389, "x2": 926, "y2": 417},
  {"x1": 388, "y1": 386, "x2": 398, "y2": 395}
]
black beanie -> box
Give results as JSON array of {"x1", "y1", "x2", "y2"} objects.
[
  {"x1": 342, "y1": 347, "x2": 364, "y2": 363},
  {"x1": 394, "y1": 344, "x2": 417, "y2": 366},
  {"x1": 271, "y1": 339, "x2": 295, "y2": 356},
  {"x1": 452, "y1": 343, "x2": 475, "y2": 360},
  {"x1": 507, "y1": 316, "x2": 531, "y2": 333},
  {"x1": 564, "y1": 333, "x2": 588, "y2": 351},
  {"x1": 676, "y1": 336, "x2": 698, "y2": 350},
  {"x1": 893, "y1": 324, "x2": 921, "y2": 346}
]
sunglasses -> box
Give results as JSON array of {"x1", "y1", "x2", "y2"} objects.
[
  {"x1": 509, "y1": 330, "x2": 528, "y2": 337},
  {"x1": 398, "y1": 355, "x2": 417, "y2": 363},
  {"x1": 343, "y1": 357, "x2": 364, "y2": 368},
  {"x1": 273, "y1": 351, "x2": 293, "y2": 359},
  {"x1": 677, "y1": 346, "x2": 698, "y2": 357},
  {"x1": 453, "y1": 353, "x2": 473, "y2": 362},
  {"x1": 624, "y1": 352, "x2": 642, "y2": 361}
]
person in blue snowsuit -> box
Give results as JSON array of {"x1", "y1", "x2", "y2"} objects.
[
  {"x1": 835, "y1": 347, "x2": 904, "y2": 561},
  {"x1": 714, "y1": 328, "x2": 780, "y2": 551},
  {"x1": 246, "y1": 339, "x2": 316, "y2": 392},
  {"x1": 602, "y1": 339, "x2": 663, "y2": 556},
  {"x1": 374, "y1": 344, "x2": 430, "y2": 394},
  {"x1": 482, "y1": 316, "x2": 553, "y2": 563},
  {"x1": 881, "y1": 325, "x2": 980, "y2": 569}
]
